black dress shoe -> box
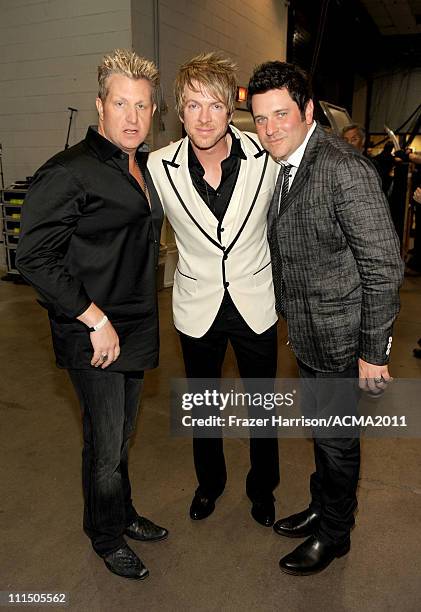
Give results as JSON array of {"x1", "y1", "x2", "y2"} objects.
[
  {"x1": 251, "y1": 500, "x2": 275, "y2": 527},
  {"x1": 279, "y1": 535, "x2": 350, "y2": 576},
  {"x1": 189, "y1": 493, "x2": 216, "y2": 520},
  {"x1": 103, "y1": 543, "x2": 149, "y2": 580},
  {"x1": 273, "y1": 508, "x2": 319, "y2": 538},
  {"x1": 125, "y1": 515, "x2": 168, "y2": 542}
]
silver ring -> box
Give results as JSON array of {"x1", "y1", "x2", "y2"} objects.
[{"x1": 374, "y1": 376, "x2": 383, "y2": 383}]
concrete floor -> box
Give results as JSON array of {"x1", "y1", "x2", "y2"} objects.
[{"x1": 1, "y1": 271, "x2": 421, "y2": 612}]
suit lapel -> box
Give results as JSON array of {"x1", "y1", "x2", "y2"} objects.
[
  {"x1": 225, "y1": 147, "x2": 269, "y2": 255},
  {"x1": 162, "y1": 138, "x2": 222, "y2": 249},
  {"x1": 161, "y1": 128, "x2": 270, "y2": 250},
  {"x1": 223, "y1": 128, "x2": 269, "y2": 247},
  {"x1": 221, "y1": 152, "x2": 246, "y2": 243},
  {"x1": 278, "y1": 126, "x2": 322, "y2": 217}
]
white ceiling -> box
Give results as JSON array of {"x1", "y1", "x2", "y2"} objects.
[{"x1": 360, "y1": 0, "x2": 421, "y2": 35}]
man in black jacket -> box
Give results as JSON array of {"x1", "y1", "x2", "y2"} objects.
[
  {"x1": 16, "y1": 49, "x2": 166, "y2": 580},
  {"x1": 247, "y1": 62, "x2": 403, "y2": 575}
]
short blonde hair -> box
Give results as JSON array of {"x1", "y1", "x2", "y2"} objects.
[
  {"x1": 98, "y1": 48, "x2": 159, "y2": 102},
  {"x1": 174, "y1": 52, "x2": 238, "y2": 118}
]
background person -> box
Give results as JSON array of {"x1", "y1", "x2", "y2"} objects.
[
  {"x1": 341, "y1": 123, "x2": 366, "y2": 153},
  {"x1": 371, "y1": 140, "x2": 395, "y2": 196}
]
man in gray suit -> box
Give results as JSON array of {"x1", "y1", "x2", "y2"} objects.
[{"x1": 247, "y1": 62, "x2": 404, "y2": 575}]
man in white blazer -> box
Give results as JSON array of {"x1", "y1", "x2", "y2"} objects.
[{"x1": 148, "y1": 52, "x2": 279, "y2": 526}]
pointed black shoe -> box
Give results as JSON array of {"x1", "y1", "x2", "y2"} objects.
[
  {"x1": 189, "y1": 493, "x2": 216, "y2": 520},
  {"x1": 279, "y1": 535, "x2": 350, "y2": 576},
  {"x1": 103, "y1": 543, "x2": 149, "y2": 580},
  {"x1": 251, "y1": 500, "x2": 275, "y2": 527},
  {"x1": 273, "y1": 508, "x2": 319, "y2": 538},
  {"x1": 125, "y1": 515, "x2": 168, "y2": 542}
]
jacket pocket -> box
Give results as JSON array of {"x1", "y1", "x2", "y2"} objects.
[
  {"x1": 175, "y1": 267, "x2": 198, "y2": 294},
  {"x1": 253, "y1": 261, "x2": 272, "y2": 287}
]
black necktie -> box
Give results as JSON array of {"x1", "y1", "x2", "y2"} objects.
[
  {"x1": 278, "y1": 163, "x2": 292, "y2": 215},
  {"x1": 270, "y1": 163, "x2": 292, "y2": 316}
]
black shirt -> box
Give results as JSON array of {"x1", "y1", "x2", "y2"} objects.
[
  {"x1": 188, "y1": 127, "x2": 246, "y2": 223},
  {"x1": 16, "y1": 127, "x2": 163, "y2": 372}
]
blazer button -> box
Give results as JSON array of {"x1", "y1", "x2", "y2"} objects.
[
  {"x1": 223, "y1": 253, "x2": 228, "y2": 260},
  {"x1": 220, "y1": 228, "x2": 224, "y2": 232},
  {"x1": 224, "y1": 281, "x2": 230, "y2": 288}
]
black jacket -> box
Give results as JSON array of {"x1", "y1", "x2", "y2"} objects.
[{"x1": 16, "y1": 127, "x2": 163, "y2": 372}]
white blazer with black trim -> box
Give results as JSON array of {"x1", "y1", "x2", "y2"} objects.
[{"x1": 147, "y1": 125, "x2": 278, "y2": 337}]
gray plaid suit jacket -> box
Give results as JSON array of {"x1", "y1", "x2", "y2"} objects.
[{"x1": 268, "y1": 124, "x2": 404, "y2": 372}]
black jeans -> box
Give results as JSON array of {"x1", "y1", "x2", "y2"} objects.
[
  {"x1": 298, "y1": 360, "x2": 361, "y2": 545},
  {"x1": 178, "y1": 292, "x2": 279, "y2": 502},
  {"x1": 68, "y1": 368, "x2": 143, "y2": 556}
]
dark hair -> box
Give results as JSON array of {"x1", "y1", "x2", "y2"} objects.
[{"x1": 247, "y1": 61, "x2": 312, "y2": 117}]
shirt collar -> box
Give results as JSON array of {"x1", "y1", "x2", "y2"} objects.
[
  {"x1": 85, "y1": 125, "x2": 148, "y2": 162},
  {"x1": 188, "y1": 125, "x2": 247, "y2": 171},
  {"x1": 229, "y1": 126, "x2": 247, "y2": 160},
  {"x1": 282, "y1": 121, "x2": 317, "y2": 168}
]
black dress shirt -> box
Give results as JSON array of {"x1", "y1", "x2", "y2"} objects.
[
  {"x1": 188, "y1": 127, "x2": 246, "y2": 222},
  {"x1": 16, "y1": 127, "x2": 163, "y2": 372}
]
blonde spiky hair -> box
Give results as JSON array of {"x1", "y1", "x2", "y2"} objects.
[
  {"x1": 174, "y1": 51, "x2": 238, "y2": 118},
  {"x1": 98, "y1": 48, "x2": 159, "y2": 102}
]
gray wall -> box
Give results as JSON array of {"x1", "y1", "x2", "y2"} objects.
[
  {"x1": 149, "y1": 0, "x2": 287, "y2": 148},
  {"x1": 0, "y1": 0, "x2": 287, "y2": 184},
  {"x1": 0, "y1": 0, "x2": 132, "y2": 184}
]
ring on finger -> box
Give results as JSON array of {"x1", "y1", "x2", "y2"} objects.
[{"x1": 100, "y1": 353, "x2": 108, "y2": 362}]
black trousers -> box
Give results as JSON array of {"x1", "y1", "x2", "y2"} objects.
[
  {"x1": 68, "y1": 368, "x2": 143, "y2": 556},
  {"x1": 297, "y1": 360, "x2": 361, "y2": 545},
  {"x1": 178, "y1": 292, "x2": 279, "y2": 502}
]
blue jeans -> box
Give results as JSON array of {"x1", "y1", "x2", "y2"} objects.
[{"x1": 68, "y1": 368, "x2": 143, "y2": 556}]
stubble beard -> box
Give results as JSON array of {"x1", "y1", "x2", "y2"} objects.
[{"x1": 189, "y1": 128, "x2": 228, "y2": 152}]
